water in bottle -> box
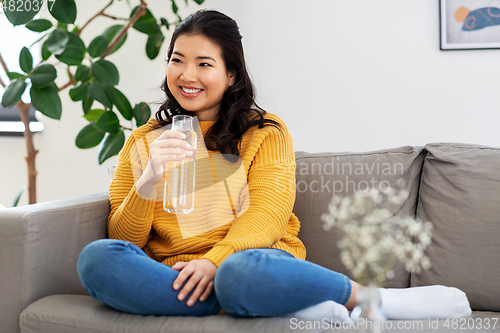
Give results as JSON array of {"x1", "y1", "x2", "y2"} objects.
[{"x1": 163, "y1": 115, "x2": 197, "y2": 214}]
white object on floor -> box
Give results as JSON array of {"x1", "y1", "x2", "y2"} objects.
[
  {"x1": 284, "y1": 300, "x2": 351, "y2": 323},
  {"x1": 377, "y1": 285, "x2": 472, "y2": 320}
]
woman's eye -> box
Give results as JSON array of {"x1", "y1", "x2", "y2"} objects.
[
  {"x1": 200, "y1": 62, "x2": 211, "y2": 67},
  {"x1": 170, "y1": 58, "x2": 182, "y2": 63}
]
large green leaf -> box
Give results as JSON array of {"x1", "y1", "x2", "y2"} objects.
[
  {"x1": 110, "y1": 87, "x2": 133, "y2": 120},
  {"x1": 88, "y1": 35, "x2": 108, "y2": 58},
  {"x1": 41, "y1": 40, "x2": 52, "y2": 60},
  {"x1": 30, "y1": 63, "x2": 57, "y2": 88},
  {"x1": 46, "y1": 29, "x2": 69, "y2": 55},
  {"x1": 96, "y1": 111, "x2": 120, "y2": 134},
  {"x1": 1, "y1": 79, "x2": 27, "y2": 108},
  {"x1": 146, "y1": 32, "x2": 164, "y2": 60},
  {"x1": 82, "y1": 95, "x2": 94, "y2": 114},
  {"x1": 75, "y1": 123, "x2": 105, "y2": 149},
  {"x1": 69, "y1": 82, "x2": 89, "y2": 102},
  {"x1": 89, "y1": 82, "x2": 113, "y2": 109},
  {"x1": 99, "y1": 130, "x2": 125, "y2": 164},
  {"x1": 26, "y1": 19, "x2": 53, "y2": 32},
  {"x1": 49, "y1": 0, "x2": 77, "y2": 24},
  {"x1": 133, "y1": 102, "x2": 151, "y2": 127},
  {"x1": 30, "y1": 83, "x2": 62, "y2": 120},
  {"x1": 4, "y1": 1, "x2": 41, "y2": 25},
  {"x1": 84, "y1": 108, "x2": 105, "y2": 122},
  {"x1": 131, "y1": 7, "x2": 160, "y2": 35},
  {"x1": 92, "y1": 59, "x2": 119, "y2": 86},
  {"x1": 19, "y1": 47, "x2": 33, "y2": 73},
  {"x1": 101, "y1": 25, "x2": 127, "y2": 55},
  {"x1": 55, "y1": 32, "x2": 86, "y2": 66},
  {"x1": 7, "y1": 72, "x2": 25, "y2": 80},
  {"x1": 74, "y1": 64, "x2": 91, "y2": 82}
]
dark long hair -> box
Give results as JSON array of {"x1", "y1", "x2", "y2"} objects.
[{"x1": 154, "y1": 9, "x2": 280, "y2": 161}]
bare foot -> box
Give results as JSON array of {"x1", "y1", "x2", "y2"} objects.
[{"x1": 218, "y1": 308, "x2": 229, "y2": 315}]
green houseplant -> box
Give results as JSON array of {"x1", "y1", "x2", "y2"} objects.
[{"x1": 0, "y1": 0, "x2": 204, "y2": 204}]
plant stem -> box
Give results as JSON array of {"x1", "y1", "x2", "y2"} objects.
[
  {"x1": 59, "y1": 78, "x2": 77, "y2": 92},
  {"x1": 0, "y1": 51, "x2": 10, "y2": 88},
  {"x1": 17, "y1": 101, "x2": 38, "y2": 204},
  {"x1": 101, "y1": 1, "x2": 148, "y2": 59},
  {"x1": 101, "y1": 13, "x2": 128, "y2": 20},
  {"x1": 1, "y1": 43, "x2": 38, "y2": 204},
  {"x1": 0, "y1": 51, "x2": 9, "y2": 75},
  {"x1": 58, "y1": 67, "x2": 76, "y2": 91},
  {"x1": 76, "y1": 0, "x2": 115, "y2": 36}
]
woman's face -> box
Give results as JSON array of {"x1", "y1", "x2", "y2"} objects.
[{"x1": 167, "y1": 34, "x2": 235, "y2": 121}]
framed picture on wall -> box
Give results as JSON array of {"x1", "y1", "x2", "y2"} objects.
[{"x1": 440, "y1": 0, "x2": 500, "y2": 50}]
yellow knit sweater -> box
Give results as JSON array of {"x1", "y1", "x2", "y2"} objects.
[{"x1": 107, "y1": 112, "x2": 306, "y2": 267}]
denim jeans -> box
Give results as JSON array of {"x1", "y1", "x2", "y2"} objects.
[{"x1": 77, "y1": 239, "x2": 351, "y2": 317}]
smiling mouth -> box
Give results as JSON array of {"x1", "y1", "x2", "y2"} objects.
[{"x1": 181, "y1": 87, "x2": 202, "y2": 94}]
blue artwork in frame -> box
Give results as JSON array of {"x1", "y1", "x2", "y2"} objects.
[{"x1": 440, "y1": 0, "x2": 500, "y2": 50}]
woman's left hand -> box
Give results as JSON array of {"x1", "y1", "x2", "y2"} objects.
[{"x1": 171, "y1": 259, "x2": 217, "y2": 306}]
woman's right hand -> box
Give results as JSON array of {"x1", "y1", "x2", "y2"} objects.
[{"x1": 137, "y1": 129, "x2": 193, "y2": 198}]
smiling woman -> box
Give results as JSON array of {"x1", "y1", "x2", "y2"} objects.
[
  {"x1": 76, "y1": 8, "x2": 472, "y2": 324},
  {"x1": 166, "y1": 34, "x2": 235, "y2": 122}
]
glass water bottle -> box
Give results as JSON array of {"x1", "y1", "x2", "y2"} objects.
[{"x1": 163, "y1": 115, "x2": 197, "y2": 214}]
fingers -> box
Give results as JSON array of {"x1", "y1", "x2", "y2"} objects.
[
  {"x1": 172, "y1": 260, "x2": 217, "y2": 307},
  {"x1": 155, "y1": 130, "x2": 192, "y2": 149},
  {"x1": 173, "y1": 267, "x2": 196, "y2": 304},
  {"x1": 199, "y1": 281, "x2": 214, "y2": 302},
  {"x1": 186, "y1": 277, "x2": 213, "y2": 306},
  {"x1": 150, "y1": 130, "x2": 193, "y2": 162},
  {"x1": 172, "y1": 261, "x2": 188, "y2": 271},
  {"x1": 157, "y1": 129, "x2": 186, "y2": 141}
]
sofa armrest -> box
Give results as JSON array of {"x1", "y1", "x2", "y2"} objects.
[{"x1": 0, "y1": 192, "x2": 109, "y2": 333}]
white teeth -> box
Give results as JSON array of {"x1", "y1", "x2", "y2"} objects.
[{"x1": 182, "y1": 87, "x2": 202, "y2": 94}]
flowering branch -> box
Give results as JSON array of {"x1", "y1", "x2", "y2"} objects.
[{"x1": 321, "y1": 181, "x2": 433, "y2": 287}]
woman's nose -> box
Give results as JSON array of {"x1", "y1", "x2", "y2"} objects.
[{"x1": 180, "y1": 64, "x2": 197, "y2": 82}]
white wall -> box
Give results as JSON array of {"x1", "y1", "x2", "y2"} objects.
[{"x1": 1, "y1": 0, "x2": 499, "y2": 207}]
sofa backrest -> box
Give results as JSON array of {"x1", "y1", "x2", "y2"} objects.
[
  {"x1": 292, "y1": 146, "x2": 426, "y2": 288},
  {"x1": 413, "y1": 143, "x2": 500, "y2": 312}
]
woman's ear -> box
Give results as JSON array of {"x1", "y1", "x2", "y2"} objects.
[{"x1": 228, "y1": 72, "x2": 236, "y2": 87}]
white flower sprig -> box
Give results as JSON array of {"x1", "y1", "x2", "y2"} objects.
[{"x1": 321, "y1": 181, "x2": 433, "y2": 287}]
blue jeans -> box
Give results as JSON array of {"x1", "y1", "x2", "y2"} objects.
[{"x1": 77, "y1": 239, "x2": 351, "y2": 317}]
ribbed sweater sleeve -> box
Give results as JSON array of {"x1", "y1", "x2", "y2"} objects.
[
  {"x1": 202, "y1": 120, "x2": 297, "y2": 266},
  {"x1": 107, "y1": 131, "x2": 155, "y2": 249}
]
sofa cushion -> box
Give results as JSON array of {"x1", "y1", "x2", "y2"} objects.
[
  {"x1": 293, "y1": 146, "x2": 426, "y2": 288},
  {"x1": 21, "y1": 295, "x2": 500, "y2": 333},
  {"x1": 20, "y1": 295, "x2": 300, "y2": 333},
  {"x1": 413, "y1": 143, "x2": 500, "y2": 312}
]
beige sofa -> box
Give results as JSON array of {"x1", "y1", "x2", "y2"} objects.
[{"x1": 1, "y1": 143, "x2": 499, "y2": 333}]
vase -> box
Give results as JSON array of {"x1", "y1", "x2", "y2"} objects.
[{"x1": 350, "y1": 287, "x2": 387, "y2": 333}]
